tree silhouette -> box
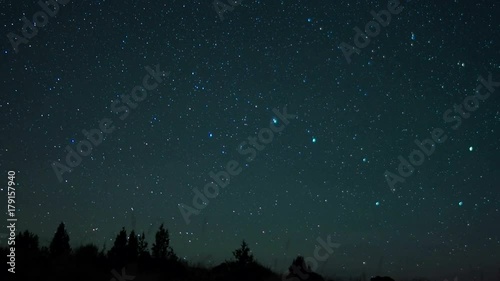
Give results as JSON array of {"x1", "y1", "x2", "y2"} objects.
[
  {"x1": 138, "y1": 231, "x2": 150, "y2": 259},
  {"x1": 0, "y1": 225, "x2": 406, "y2": 281},
  {"x1": 151, "y1": 224, "x2": 176, "y2": 260},
  {"x1": 127, "y1": 230, "x2": 139, "y2": 261},
  {"x1": 233, "y1": 240, "x2": 254, "y2": 265},
  {"x1": 108, "y1": 227, "x2": 128, "y2": 266},
  {"x1": 289, "y1": 255, "x2": 310, "y2": 274},
  {"x1": 74, "y1": 244, "x2": 99, "y2": 263},
  {"x1": 18, "y1": 230, "x2": 39, "y2": 252},
  {"x1": 17, "y1": 230, "x2": 41, "y2": 267},
  {"x1": 49, "y1": 222, "x2": 71, "y2": 258},
  {"x1": 285, "y1": 256, "x2": 326, "y2": 281}
]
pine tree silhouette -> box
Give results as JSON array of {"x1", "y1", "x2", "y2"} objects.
[
  {"x1": 18, "y1": 230, "x2": 39, "y2": 252},
  {"x1": 127, "y1": 230, "x2": 139, "y2": 261},
  {"x1": 17, "y1": 230, "x2": 41, "y2": 267},
  {"x1": 108, "y1": 227, "x2": 128, "y2": 266},
  {"x1": 151, "y1": 224, "x2": 176, "y2": 261},
  {"x1": 49, "y1": 222, "x2": 71, "y2": 258},
  {"x1": 233, "y1": 240, "x2": 254, "y2": 265},
  {"x1": 138, "y1": 231, "x2": 150, "y2": 259}
]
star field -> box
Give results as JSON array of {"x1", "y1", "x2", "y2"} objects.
[{"x1": 1, "y1": 0, "x2": 499, "y2": 280}]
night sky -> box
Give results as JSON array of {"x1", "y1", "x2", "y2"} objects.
[{"x1": 1, "y1": 0, "x2": 499, "y2": 280}]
